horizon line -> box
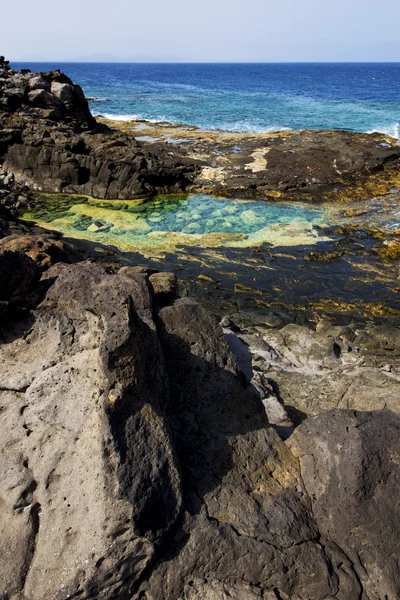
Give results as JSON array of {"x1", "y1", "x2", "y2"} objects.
[{"x1": 10, "y1": 60, "x2": 400, "y2": 65}]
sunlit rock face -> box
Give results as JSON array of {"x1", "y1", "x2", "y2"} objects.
[{"x1": 1, "y1": 256, "x2": 400, "y2": 600}]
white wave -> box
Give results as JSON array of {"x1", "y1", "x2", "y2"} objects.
[
  {"x1": 208, "y1": 122, "x2": 293, "y2": 134},
  {"x1": 92, "y1": 112, "x2": 179, "y2": 125},
  {"x1": 92, "y1": 112, "x2": 294, "y2": 134},
  {"x1": 92, "y1": 112, "x2": 139, "y2": 121},
  {"x1": 367, "y1": 122, "x2": 399, "y2": 139}
]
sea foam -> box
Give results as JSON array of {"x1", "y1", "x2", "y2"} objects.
[{"x1": 367, "y1": 123, "x2": 400, "y2": 139}]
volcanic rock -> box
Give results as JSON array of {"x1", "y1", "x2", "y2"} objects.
[{"x1": 0, "y1": 259, "x2": 399, "y2": 599}]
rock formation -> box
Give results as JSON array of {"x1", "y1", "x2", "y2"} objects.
[
  {"x1": 0, "y1": 57, "x2": 199, "y2": 199},
  {"x1": 222, "y1": 320, "x2": 400, "y2": 420},
  {"x1": 0, "y1": 254, "x2": 399, "y2": 599}
]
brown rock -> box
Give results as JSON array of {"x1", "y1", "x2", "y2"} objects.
[
  {"x1": 0, "y1": 234, "x2": 83, "y2": 269},
  {"x1": 149, "y1": 271, "x2": 178, "y2": 304}
]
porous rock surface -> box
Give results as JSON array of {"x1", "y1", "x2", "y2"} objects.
[{"x1": 0, "y1": 255, "x2": 399, "y2": 600}]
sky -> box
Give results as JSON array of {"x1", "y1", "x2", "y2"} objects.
[{"x1": 3, "y1": 0, "x2": 400, "y2": 62}]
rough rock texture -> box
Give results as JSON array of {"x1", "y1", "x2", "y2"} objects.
[
  {"x1": 0, "y1": 56, "x2": 94, "y2": 126},
  {"x1": 0, "y1": 233, "x2": 83, "y2": 268},
  {"x1": 0, "y1": 58, "x2": 199, "y2": 199},
  {"x1": 0, "y1": 247, "x2": 41, "y2": 307},
  {"x1": 149, "y1": 271, "x2": 178, "y2": 304},
  {"x1": 102, "y1": 118, "x2": 400, "y2": 201},
  {"x1": 226, "y1": 321, "x2": 400, "y2": 418},
  {"x1": 289, "y1": 409, "x2": 400, "y2": 600},
  {"x1": 0, "y1": 261, "x2": 181, "y2": 599},
  {"x1": 1, "y1": 257, "x2": 400, "y2": 600}
]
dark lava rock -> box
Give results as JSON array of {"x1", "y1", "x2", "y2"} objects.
[
  {"x1": 0, "y1": 59, "x2": 200, "y2": 199},
  {"x1": 289, "y1": 409, "x2": 400, "y2": 600},
  {"x1": 0, "y1": 248, "x2": 41, "y2": 301},
  {"x1": 1, "y1": 58, "x2": 399, "y2": 202}
]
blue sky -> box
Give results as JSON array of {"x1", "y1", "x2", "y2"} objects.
[{"x1": 3, "y1": 0, "x2": 400, "y2": 62}]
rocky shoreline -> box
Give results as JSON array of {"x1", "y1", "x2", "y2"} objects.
[
  {"x1": 1, "y1": 56, "x2": 400, "y2": 203},
  {"x1": 1, "y1": 58, "x2": 400, "y2": 600}
]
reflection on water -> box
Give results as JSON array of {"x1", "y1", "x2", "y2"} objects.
[{"x1": 24, "y1": 193, "x2": 329, "y2": 255}]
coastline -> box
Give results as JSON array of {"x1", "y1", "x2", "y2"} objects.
[{"x1": 1, "y1": 58, "x2": 400, "y2": 600}]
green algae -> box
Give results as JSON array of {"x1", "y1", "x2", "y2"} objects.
[{"x1": 23, "y1": 193, "x2": 330, "y2": 256}]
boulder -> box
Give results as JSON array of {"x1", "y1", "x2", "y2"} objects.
[
  {"x1": 1, "y1": 260, "x2": 400, "y2": 599},
  {"x1": 0, "y1": 233, "x2": 83, "y2": 269},
  {"x1": 149, "y1": 271, "x2": 178, "y2": 305},
  {"x1": 28, "y1": 75, "x2": 50, "y2": 92},
  {"x1": 289, "y1": 409, "x2": 400, "y2": 600},
  {"x1": 27, "y1": 88, "x2": 61, "y2": 109},
  {"x1": 0, "y1": 262, "x2": 181, "y2": 600},
  {"x1": 0, "y1": 248, "x2": 41, "y2": 301},
  {"x1": 51, "y1": 81, "x2": 76, "y2": 105}
]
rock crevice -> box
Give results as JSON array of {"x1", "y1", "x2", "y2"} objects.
[{"x1": 0, "y1": 255, "x2": 399, "y2": 599}]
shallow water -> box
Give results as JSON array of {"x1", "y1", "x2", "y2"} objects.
[{"x1": 24, "y1": 193, "x2": 329, "y2": 255}]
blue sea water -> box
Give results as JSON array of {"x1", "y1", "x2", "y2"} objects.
[{"x1": 12, "y1": 62, "x2": 400, "y2": 136}]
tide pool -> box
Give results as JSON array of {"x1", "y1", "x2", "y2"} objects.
[{"x1": 24, "y1": 193, "x2": 329, "y2": 255}]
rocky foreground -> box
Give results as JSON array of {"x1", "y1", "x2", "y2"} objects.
[
  {"x1": 1, "y1": 254, "x2": 400, "y2": 600},
  {"x1": 1, "y1": 58, "x2": 400, "y2": 600}
]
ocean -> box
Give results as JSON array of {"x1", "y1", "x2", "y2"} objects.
[{"x1": 12, "y1": 62, "x2": 400, "y2": 138}]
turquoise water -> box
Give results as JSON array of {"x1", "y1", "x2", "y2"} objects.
[
  {"x1": 25, "y1": 194, "x2": 328, "y2": 253},
  {"x1": 13, "y1": 63, "x2": 400, "y2": 137}
]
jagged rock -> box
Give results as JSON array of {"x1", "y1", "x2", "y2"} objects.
[
  {"x1": 51, "y1": 81, "x2": 78, "y2": 105},
  {"x1": 149, "y1": 271, "x2": 178, "y2": 305},
  {"x1": 0, "y1": 262, "x2": 181, "y2": 600},
  {"x1": 0, "y1": 60, "x2": 199, "y2": 198},
  {"x1": 0, "y1": 248, "x2": 41, "y2": 301},
  {"x1": 242, "y1": 322, "x2": 400, "y2": 417},
  {"x1": 28, "y1": 75, "x2": 50, "y2": 91},
  {"x1": 27, "y1": 88, "x2": 62, "y2": 109},
  {"x1": 0, "y1": 260, "x2": 400, "y2": 599}
]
